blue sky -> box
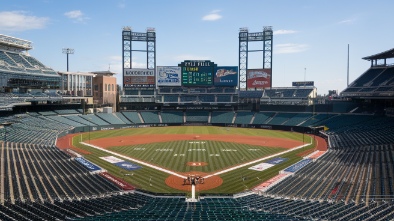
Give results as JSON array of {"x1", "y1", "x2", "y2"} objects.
[{"x1": 1, "y1": 0, "x2": 393, "y2": 95}]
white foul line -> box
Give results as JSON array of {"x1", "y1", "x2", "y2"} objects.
[
  {"x1": 204, "y1": 141, "x2": 312, "y2": 179},
  {"x1": 81, "y1": 139, "x2": 312, "y2": 180},
  {"x1": 81, "y1": 142, "x2": 187, "y2": 179}
]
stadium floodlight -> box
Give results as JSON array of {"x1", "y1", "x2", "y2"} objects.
[
  {"x1": 263, "y1": 26, "x2": 272, "y2": 31},
  {"x1": 123, "y1": 26, "x2": 132, "y2": 31},
  {"x1": 62, "y1": 48, "x2": 74, "y2": 72}
]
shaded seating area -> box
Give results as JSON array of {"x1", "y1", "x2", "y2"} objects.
[
  {"x1": 210, "y1": 111, "x2": 235, "y2": 124},
  {"x1": 160, "y1": 111, "x2": 184, "y2": 123},
  {"x1": 121, "y1": 112, "x2": 142, "y2": 124},
  {"x1": 185, "y1": 111, "x2": 209, "y2": 123},
  {"x1": 139, "y1": 111, "x2": 160, "y2": 124}
]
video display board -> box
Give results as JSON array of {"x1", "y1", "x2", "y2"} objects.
[
  {"x1": 123, "y1": 68, "x2": 155, "y2": 88},
  {"x1": 180, "y1": 60, "x2": 215, "y2": 86},
  {"x1": 214, "y1": 66, "x2": 238, "y2": 86},
  {"x1": 247, "y1": 69, "x2": 271, "y2": 89},
  {"x1": 157, "y1": 66, "x2": 181, "y2": 86}
]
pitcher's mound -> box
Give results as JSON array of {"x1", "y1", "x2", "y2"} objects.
[{"x1": 186, "y1": 162, "x2": 208, "y2": 167}]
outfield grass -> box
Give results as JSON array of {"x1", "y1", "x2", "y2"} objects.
[
  {"x1": 83, "y1": 126, "x2": 306, "y2": 141},
  {"x1": 73, "y1": 126, "x2": 314, "y2": 194},
  {"x1": 110, "y1": 140, "x2": 285, "y2": 173}
]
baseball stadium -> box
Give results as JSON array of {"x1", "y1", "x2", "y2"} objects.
[{"x1": 0, "y1": 26, "x2": 394, "y2": 221}]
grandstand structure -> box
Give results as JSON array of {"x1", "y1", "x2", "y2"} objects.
[
  {"x1": 341, "y1": 48, "x2": 394, "y2": 100},
  {"x1": 0, "y1": 30, "x2": 394, "y2": 220},
  {"x1": 0, "y1": 35, "x2": 121, "y2": 113},
  {"x1": 0, "y1": 106, "x2": 393, "y2": 220}
]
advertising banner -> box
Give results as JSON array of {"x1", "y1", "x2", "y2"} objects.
[
  {"x1": 248, "y1": 162, "x2": 274, "y2": 171},
  {"x1": 100, "y1": 156, "x2": 124, "y2": 164},
  {"x1": 214, "y1": 66, "x2": 238, "y2": 86},
  {"x1": 157, "y1": 66, "x2": 181, "y2": 86},
  {"x1": 100, "y1": 172, "x2": 135, "y2": 190},
  {"x1": 292, "y1": 81, "x2": 314, "y2": 87},
  {"x1": 123, "y1": 68, "x2": 155, "y2": 88},
  {"x1": 283, "y1": 159, "x2": 312, "y2": 173},
  {"x1": 265, "y1": 157, "x2": 288, "y2": 165},
  {"x1": 114, "y1": 161, "x2": 142, "y2": 171},
  {"x1": 247, "y1": 69, "x2": 271, "y2": 89},
  {"x1": 75, "y1": 157, "x2": 101, "y2": 171}
]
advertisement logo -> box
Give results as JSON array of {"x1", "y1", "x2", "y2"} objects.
[
  {"x1": 247, "y1": 69, "x2": 271, "y2": 88},
  {"x1": 214, "y1": 66, "x2": 238, "y2": 86},
  {"x1": 157, "y1": 66, "x2": 181, "y2": 86}
]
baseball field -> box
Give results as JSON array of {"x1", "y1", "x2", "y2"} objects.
[{"x1": 57, "y1": 126, "x2": 320, "y2": 194}]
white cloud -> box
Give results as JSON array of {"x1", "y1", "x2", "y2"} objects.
[
  {"x1": 338, "y1": 18, "x2": 355, "y2": 24},
  {"x1": 202, "y1": 10, "x2": 222, "y2": 21},
  {"x1": 0, "y1": 11, "x2": 49, "y2": 32},
  {"x1": 174, "y1": 54, "x2": 210, "y2": 61},
  {"x1": 274, "y1": 43, "x2": 308, "y2": 54},
  {"x1": 273, "y1": 30, "x2": 298, "y2": 35},
  {"x1": 64, "y1": 10, "x2": 89, "y2": 23}
]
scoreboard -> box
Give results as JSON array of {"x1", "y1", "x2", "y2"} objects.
[
  {"x1": 179, "y1": 60, "x2": 215, "y2": 86},
  {"x1": 182, "y1": 66, "x2": 213, "y2": 86}
]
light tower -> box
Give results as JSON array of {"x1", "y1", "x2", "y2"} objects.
[
  {"x1": 62, "y1": 48, "x2": 74, "y2": 72},
  {"x1": 238, "y1": 26, "x2": 273, "y2": 90}
]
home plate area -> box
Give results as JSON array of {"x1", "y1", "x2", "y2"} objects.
[{"x1": 165, "y1": 172, "x2": 223, "y2": 191}]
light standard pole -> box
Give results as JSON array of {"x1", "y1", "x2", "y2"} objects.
[
  {"x1": 88, "y1": 117, "x2": 92, "y2": 143},
  {"x1": 62, "y1": 48, "x2": 74, "y2": 72}
]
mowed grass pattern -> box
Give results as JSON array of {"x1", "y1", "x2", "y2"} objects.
[
  {"x1": 110, "y1": 141, "x2": 285, "y2": 173},
  {"x1": 84, "y1": 126, "x2": 305, "y2": 142},
  {"x1": 73, "y1": 126, "x2": 314, "y2": 194}
]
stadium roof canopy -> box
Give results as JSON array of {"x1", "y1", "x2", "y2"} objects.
[
  {"x1": 362, "y1": 48, "x2": 394, "y2": 60},
  {"x1": 0, "y1": 34, "x2": 32, "y2": 50}
]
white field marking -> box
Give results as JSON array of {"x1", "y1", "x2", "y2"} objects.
[
  {"x1": 204, "y1": 141, "x2": 312, "y2": 179},
  {"x1": 81, "y1": 142, "x2": 187, "y2": 179}
]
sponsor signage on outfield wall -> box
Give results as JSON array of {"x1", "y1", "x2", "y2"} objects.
[
  {"x1": 157, "y1": 66, "x2": 182, "y2": 86},
  {"x1": 214, "y1": 66, "x2": 238, "y2": 86},
  {"x1": 246, "y1": 69, "x2": 271, "y2": 88},
  {"x1": 123, "y1": 68, "x2": 155, "y2": 88},
  {"x1": 75, "y1": 157, "x2": 101, "y2": 171}
]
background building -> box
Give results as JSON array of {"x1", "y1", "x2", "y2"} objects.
[{"x1": 92, "y1": 71, "x2": 117, "y2": 111}]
